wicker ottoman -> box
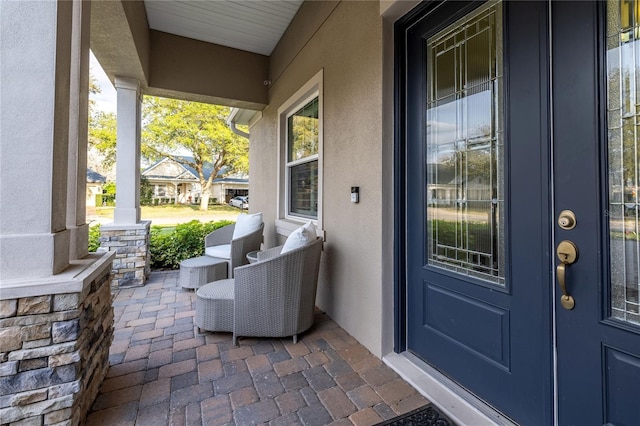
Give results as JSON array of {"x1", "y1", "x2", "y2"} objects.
[
  {"x1": 179, "y1": 256, "x2": 228, "y2": 289},
  {"x1": 195, "y1": 279, "x2": 235, "y2": 332}
]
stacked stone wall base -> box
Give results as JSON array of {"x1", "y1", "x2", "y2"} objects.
[
  {"x1": 0, "y1": 253, "x2": 115, "y2": 425},
  {"x1": 99, "y1": 221, "x2": 151, "y2": 289}
]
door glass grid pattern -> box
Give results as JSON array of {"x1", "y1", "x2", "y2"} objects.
[
  {"x1": 425, "y1": 1, "x2": 505, "y2": 285},
  {"x1": 607, "y1": 0, "x2": 640, "y2": 325}
]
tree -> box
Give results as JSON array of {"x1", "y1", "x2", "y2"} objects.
[
  {"x1": 89, "y1": 110, "x2": 117, "y2": 167},
  {"x1": 87, "y1": 75, "x2": 117, "y2": 176},
  {"x1": 142, "y1": 96, "x2": 249, "y2": 210}
]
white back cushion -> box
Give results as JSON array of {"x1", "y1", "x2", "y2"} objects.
[
  {"x1": 282, "y1": 221, "x2": 317, "y2": 253},
  {"x1": 232, "y1": 212, "x2": 263, "y2": 239}
]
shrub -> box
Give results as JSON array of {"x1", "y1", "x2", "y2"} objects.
[
  {"x1": 87, "y1": 219, "x2": 234, "y2": 270},
  {"x1": 88, "y1": 224, "x2": 102, "y2": 252},
  {"x1": 150, "y1": 219, "x2": 234, "y2": 269}
]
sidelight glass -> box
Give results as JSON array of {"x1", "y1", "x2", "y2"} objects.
[
  {"x1": 425, "y1": 1, "x2": 505, "y2": 285},
  {"x1": 607, "y1": 0, "x2": 640, "y2": 325}
]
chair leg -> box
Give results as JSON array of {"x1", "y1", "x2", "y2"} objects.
[
  {"x1": 293, "y1": 334, "x2": 298, "y2": 344},
  {"x1": 232, "y1": 334, "x2": 238, "y2": 346}
]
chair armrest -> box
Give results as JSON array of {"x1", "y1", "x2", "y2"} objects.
[
  {"x1": 205, "y1": 224, "x2": 235, "y2": 248},
  {"x1": 229, "y1": 223, "x2": 264, "y2": 270}
]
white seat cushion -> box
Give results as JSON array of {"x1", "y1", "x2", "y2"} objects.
[
  {"x1": 233, "y1": 212, "x2": 263, "y2": 239},
  {"x1": 282, "y1": 221, "x2": 317, "y2": 253},
  {"x1": 205, "y1": 244, "x2": 231, "y2": 259}
]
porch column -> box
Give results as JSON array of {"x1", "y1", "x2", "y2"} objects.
[
  {"x1": 114, "y1": 77, "x2": 142, "y2": 224},
  {"x1": 0, "y1": 2, "x2": 115, "y2": 425},
  {"x1": 99, "y1": 76, "x2": 151, "y2": 287},
  {"x1": 67, "y1": 0, "x2": 91, "y2": 260},
  {"x1": 0, "y1": 0, "x2": 73, "y2": 279}
]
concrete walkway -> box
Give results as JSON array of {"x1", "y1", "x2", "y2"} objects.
[{"x1": 87, "y1": 271, "x2": 429, "y2": 425}]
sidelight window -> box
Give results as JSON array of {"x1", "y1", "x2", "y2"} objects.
[{"x1": 607, "y1": 0, "x2": 640, "y2": 325}]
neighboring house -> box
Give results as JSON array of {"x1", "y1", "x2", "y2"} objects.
[
  {"x1": 141, "y1": 157, "x2": 248, "y2": 204},
  {"x1": 86, "y1": 168, "x2": 106, "y2": 208},
  {"x1": 3, "y1": 1, "x2": 639, "y2": 425},
  {"x1": 211, "y1": 176, "x2": 249, "y2": 204}
]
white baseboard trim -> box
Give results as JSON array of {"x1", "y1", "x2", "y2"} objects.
[{"x1": 382, "y1": 351, "x2": 517, "y2": 426}]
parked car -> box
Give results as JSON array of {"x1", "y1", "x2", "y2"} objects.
[{"x1": 229, "y1": 196, "x2": 249, "y2": 210}]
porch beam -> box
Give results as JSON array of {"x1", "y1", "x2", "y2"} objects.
[
  {"x1": 146, "y1": 30, "x2": 269, "y2": 110},
  {"x1": 90, "y1": 0, "x2": 149, "y2": 89}
]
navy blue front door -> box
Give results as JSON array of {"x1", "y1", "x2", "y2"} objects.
[
  {"x1": 399, "y1": 1, "x2": 640, "y2": 424},
  {"x1": 553, "y1": 2, "x2": 640, "y2": 424}
]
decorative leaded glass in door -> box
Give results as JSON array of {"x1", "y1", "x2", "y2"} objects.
[{"x1": 425, "y1": 1, "x2": 505, "y2": 285}]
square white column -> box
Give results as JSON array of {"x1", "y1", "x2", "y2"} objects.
[
  {"x1": 0, "y1": 0, "x2": 74, "y2": 279},
  {"x1": 113, "y1": 77, "x2": 142, "y2": 225}
]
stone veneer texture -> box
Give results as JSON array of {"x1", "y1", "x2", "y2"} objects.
[
  {"x1": 0, "y1": 268, "x2": 114, "y2": 425},
  {"x1": 100, "y1": 222, "x2": 151, "y2": 288}
]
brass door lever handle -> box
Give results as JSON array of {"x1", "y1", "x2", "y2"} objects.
[{"x1": 556, "y1": 240, "x2": 578, "y2": 310}]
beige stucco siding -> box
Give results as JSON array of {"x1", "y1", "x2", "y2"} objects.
[{"x1": 251, "y1": 1, "x2": 384, "y2": 356}]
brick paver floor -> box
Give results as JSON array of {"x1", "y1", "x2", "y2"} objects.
[{"x1": 87, "y1": 271, "x2": 429, "y2": 425}]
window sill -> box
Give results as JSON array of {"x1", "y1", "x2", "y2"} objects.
[{"x1": 275, "y1": 218, "x2": 325, "y2": 241}]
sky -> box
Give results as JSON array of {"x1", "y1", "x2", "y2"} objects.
[{"x1": 89, "y1": 50, "x2": 117, "y2": 113}]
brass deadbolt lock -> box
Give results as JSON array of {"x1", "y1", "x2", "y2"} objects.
[{"x1": 558, "y1": 210, "x2": 576, "y2": 230}]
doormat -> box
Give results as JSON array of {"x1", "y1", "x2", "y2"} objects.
[{"x1": 376, "y1": 404, "x2": 453, "y2": 426}]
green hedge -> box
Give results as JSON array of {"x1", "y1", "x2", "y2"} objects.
[
  {"x1": 88, "y1": 224, "x2": 102, "y2": 252},
  {"x1": 150, "y1": 220, "x2": 234, "y2": 269},
  {"x1": 87, "y1": 219, "x2": 234, "y2": 270}
]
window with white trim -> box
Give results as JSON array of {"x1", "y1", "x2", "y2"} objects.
[
  {"x1": 277, "y1": 70, "x2": 323, "y2": 233},
  {"x1": 287, "y1": 97, "x2": 319, "y2": 219}
]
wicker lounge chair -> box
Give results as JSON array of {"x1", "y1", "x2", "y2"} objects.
[
  {"x1": 204, "y1": 221, "x2": 264, "y2": 277},
  {"x1": 196, "y1": 236, "x2": 323, "y2": 345}
]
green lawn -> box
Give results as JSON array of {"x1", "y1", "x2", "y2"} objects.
[{"x1": 88, "y1": 203, "x2": 244, "y2": 225}]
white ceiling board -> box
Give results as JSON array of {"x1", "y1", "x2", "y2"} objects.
[{"x1": 144, "y1": 0, "x2": 304, "y2": 56}]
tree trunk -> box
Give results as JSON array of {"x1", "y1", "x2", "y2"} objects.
[{"x1": 199, "y1": 192, "x2": 210, "y2": 211}]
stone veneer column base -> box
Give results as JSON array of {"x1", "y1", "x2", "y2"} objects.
[
  {"x1": 0, "y1": 251, "x2": 116, "y2": 425},
  {"x1": 99, "y1": 221, "x2": 151, "y2": 289}
]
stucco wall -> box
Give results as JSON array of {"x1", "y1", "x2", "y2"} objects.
[{"x1": 251, "y1": 1, "x2": 384, "y2": 356}]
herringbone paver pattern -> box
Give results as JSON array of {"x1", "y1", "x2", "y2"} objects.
[{"x1": 87, "y1": 271, "x2": 428, "y2": 425}]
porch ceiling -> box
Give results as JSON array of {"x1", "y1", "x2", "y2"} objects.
[
  {"x1": 144, "y1": 0, "x2": 303, "y2": 56},
  {"x1": 90, "y1": 0, "x2": 304, "y2": 110}
]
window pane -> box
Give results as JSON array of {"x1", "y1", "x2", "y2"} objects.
[
  {"x1": 426, "y1": 1, "x2": 504, "y2": 285},
  {"x1": 289, "y1": 160, "x2": 318, "y2": 218},
  {"x1": 607, "y1": 0, "x2": 640, "y2": 326},
  {"x1": 288, "y1": 98, "x2": 319, "y2": 162}
]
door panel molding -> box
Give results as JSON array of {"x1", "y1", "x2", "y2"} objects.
[{"x1": 424, "y1": 282, "x2": 511, "y2": 369}]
